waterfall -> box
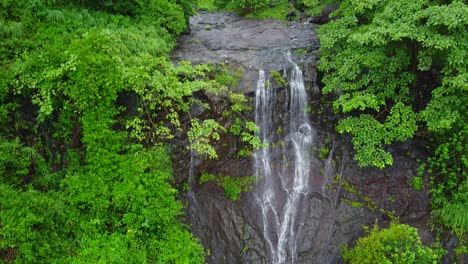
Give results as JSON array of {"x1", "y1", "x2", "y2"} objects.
[
  {"x1": 254, "y1": 52, "x2": 314, "y2": 264},
  {"x1": 189, "y1": 149, "x2": 195, "y2": 184}
]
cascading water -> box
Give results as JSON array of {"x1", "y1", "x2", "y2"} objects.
[{"x1": 254, "y1": 52, "x2": 314, "y2": 264}]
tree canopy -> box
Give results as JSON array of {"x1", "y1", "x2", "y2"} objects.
[
  {"x1": 0, "y1": 0, "x2": 210, "y2": 262},
  {"x1": 318, "y1": 0, "x2": 467, "y2": 235}
]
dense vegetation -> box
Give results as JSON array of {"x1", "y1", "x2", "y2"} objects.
[
  {"x1": 199, "y1": 172, "x2": 256, "y2": 200},
  {"x1": 2, "y1": 0, "x2": 466, "y2": 262},
  {"x1": 198, "y1": 0, "x2": 294, "y2": 19},
  {"x1": 342, "y1": 223, "x2": 444, "y2": 264},
  {"x1": 197, "y1": 0, "x2": 338, "y2": 19},
  {"x1": 0, "y1": 0, "x2": 218, "y2": 262},
  {"x1": 318, "y1": 0, "x2": 467, "y2": 244},
  {"x1": 312, "y1": 0, "x2": 467, "y2": 260}
]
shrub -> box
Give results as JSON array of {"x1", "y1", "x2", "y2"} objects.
[
  {"x1": 214, "y1": 0, "x2": 273, "y2": 14},
  {"x1": 342, "y1": 223, "x2": 444, "y2": 264},
  {"x1": 199, "y1": 173, "x2": 256, "y2": 200}
]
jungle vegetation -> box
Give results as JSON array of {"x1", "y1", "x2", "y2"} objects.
[
  {"x1": 0, "y1": 0, "x2": 210, "y2": 262},
  {"x1": 0, "y1": 0, "x2": 263, "y2": 261},
  {"x1": 1, "y1": 0, "x2": 466, "y2": 263},
  {"x1": 318, "y1": 0, "x2": 467, "y2": 244}
]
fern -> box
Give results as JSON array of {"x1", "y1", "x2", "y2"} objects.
[
  {"x1": 41, "y1": 9, "x2": 66, "y2": 22},
  {"x1": 433, "y1": 189, "x2": 468, "y2": 233}
]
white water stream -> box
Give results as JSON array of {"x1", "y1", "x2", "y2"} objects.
[{"x1": 254, "y1": 52, "x2": 314, "y2": 264}]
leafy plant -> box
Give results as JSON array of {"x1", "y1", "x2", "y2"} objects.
[
  {"x1": 197, "y1": 0, "x2": 218, "y2": 11},
  {"x1": 299, "y1": 0, "x2": 338, "y2": 16},
  {"x1": 0, "y1": 1, "x2": 206, "y2": 263},
  {"x1": 270, "y1": 71, "x2": 289, "y2": 87},
  {"x1": 214, "y1": 0, "x2": 274, "y2": 15},
  {"x1": 410, "y1": 176, "x2": 424, "y2": 191},
  {"x1": 199, "y1": 172, "x2": 256, "y2": 200},
  {"x1": 425, "y1": 129, "x2": 468, "y2": 233},
  {"x1": 319, "y1": 0, "x2": 467, "y2": 169},
  {"x1": 245, "y1": 0, "x2": 294, "y2": 20},
  {"x1": 214, "y1": 64, "x2": 245, "y2": 89},
  {"x1": 188, "y1": 118, "x2": 226, "y2": 159},
  {"x1": 342, "y1": 223, "x2": 445, "y2": 264},
  {"x1": 318, "y1": 1, "x2": 467, "y2": 241},
  {"x1": 229, "y1": 118, "x2": 265, "y2": 153},
  {"x1": 318, "y1": 146, "x2": 330, "y2": 160}
]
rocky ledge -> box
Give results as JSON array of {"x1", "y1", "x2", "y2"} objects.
[{"x1": 171, "y1": 11, "x2": 319, "y2": 94}]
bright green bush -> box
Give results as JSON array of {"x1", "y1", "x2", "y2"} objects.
[
  {"x1": 342, "y1": 223, "x2": 444, "y2": 264},
  {"x1": 0, "y1": 138, "x2": 47, "y2": 188},
  {"x1": 197, "y1": 0, "x2": 217, "y2": 10},
  {"x1": 202, "y1": 0, "x2": 291, "y2": 19},
  {"x1": 427, "y1": 130, "x2": 468, "y2": 233},
  {"x1": 245, "y1": 0, "x2": 293, "y2": 20},
  {"x1": 319, "y1": 0, "x2": 467, "y2": 168},
  {"x1": 318, "y1": 0, "x2": 467, "y2": 238},
  {"x1": 299, "y1": 0, "x2": 338, "y2": 16},
  {"x1": 200, "y1": 172, "x2": 256, "y2": 200},
  {"x1": 0, "y1": 0, "x2": 206, "y2": 262},
  {"x1": 214, "y1": 0, "x2": 274, "y2": 14}
]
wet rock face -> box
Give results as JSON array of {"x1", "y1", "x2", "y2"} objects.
[
  {"x1": 171, "y1": 11, "x2": 319, "y2": 94},
  {"x1": 172, "y1": 12, "x2": 434, "y2": 264},
  {"x1": 184, "y1": 136, "x2": 432, "y2": 264}
]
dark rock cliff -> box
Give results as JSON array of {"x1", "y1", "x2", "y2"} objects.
[{"x1": 171, "y1": 11, "x2": 436, "y2": 264}]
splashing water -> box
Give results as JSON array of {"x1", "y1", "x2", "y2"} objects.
[{"x1": 254, "y1": 52, "x2": 314, "y2": 264}]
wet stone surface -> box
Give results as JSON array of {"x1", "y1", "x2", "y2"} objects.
[
  {"x1": 172, "y1": 11, "x2": 435, "y2": 264},
  {"x1": 171, "y1": 11, "x2": 319, "y2": 94}
]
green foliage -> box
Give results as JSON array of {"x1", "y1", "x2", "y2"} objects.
[
  {"x1": 222, "y1": 175, "x2": 256, "y2": 200},
  {"x1": 318, "y1": 136, "x2": 332, "y2": 160},
  {"x1": 197, "y1": 0, "x2": 218, "y2": 11},
  {"x1": 293, "y1": 48, "x2": 309, "y2": 55},
  {"x1": 410, "y1": 176, "x2": 424, "y2": 191},
  {"x1": 219, "y1": 86, "x2": 266, "y2": 157},
  {"x1": 188, "y1": 118, "x2": 226, "y2": 159},
  {"x1": 245, "y1": 0, "x2": 294, "y2": 20},
  {"x1": 74, "y1": 0, "x2": 194, "y2": 35},
  {"x1": 199, "y1": 172, "x2": 256, "y2": 200},
  {"x1": 336, "y1": 102, "x2": 417, "y2": 168},
  {"x1": 0, "y1": 124, "x2": 208, "y2": 257},
  {"x1": 431, "y1": 180, "x2": 468, "y2": 234},
  {"x1": 300, "y1": 0, "x2": 338, "y2": 16},
  {"x1": 318, "y1": 146, "x2": 330, "y2": 160},
  {"x1": 214, "y1": 64, "x2": 245, "y2": 88},
  {"x1": 229, "y1": 118, "x2": 265, "y2": 155},
  {"x1": 0, "y1": 1, "x2": 206, "y2": 263},
  {"x1": 319, "y1": 0, "x2": 467, "y2": 169},
  {"x1": 226, "y1": 92, "x2": 252, "y2": 114},
  {"x1": 237, "y1": 146, "x2": 254, "y2": 158},
  {"x1": 214, "y1": 0, "x2": 273, "y2": 15},
  {"x1": 199, "y1": 172, "x2": 217, "y2": 183},
  {"x1": 127, "y1": 59, "x2": 219, "y2": 142},
  {"x1": 0, "y1": 183, "x2": 75, "y2": 262},
  {"x1": 319, "y1": 0, "x2": 467, "y2": 237},
  {"x1": 209, "y1": 0, "x2": 292, "y2": 19},
  {"x1": 0, "y1": 138, "x2": 47, "y2": 188},
  {"x1": 342, "y1": 223, "x2": 445, "y2": 264},
  {"x1": 61, "y1": 146, "x2": 204, "y2": 264},
  {"x1": 425, "y1": 129, "x2": 468, "y2": 233},
  {"x1": 270, "y1": 71, "x2": 289, "y2": 87}
]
